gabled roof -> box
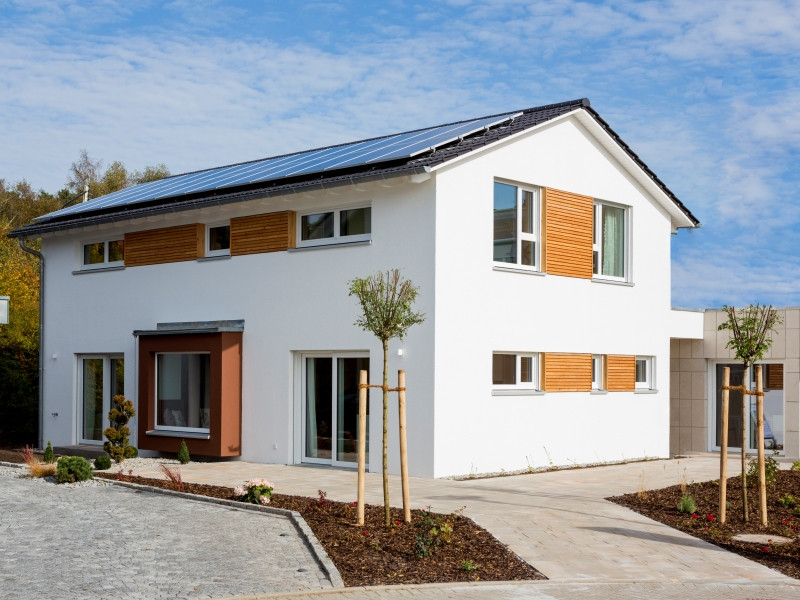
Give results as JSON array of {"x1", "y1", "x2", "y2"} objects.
[{"x1": 9, "y1": 98, "x2": 698, "y2": 238}]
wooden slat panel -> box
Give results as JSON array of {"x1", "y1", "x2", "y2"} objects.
[
  {"x1": 230, "y1": 211, "x2": 294, "y2": 255},
  {"x1": 543, "y1": 187, "x2": 593, "y2": 279},
  {"x1": 606, "y1": 355, "x2": 635, "y2": 392},
  {"x1": 124, "y1": 224, "x2": 201, "y2": 267},
  {"x1": 766, "y1": 364, "x2": 783, "y2": 390},
  {"x1": 543, "y1": 353, "x2": 592, "y2": 392}
]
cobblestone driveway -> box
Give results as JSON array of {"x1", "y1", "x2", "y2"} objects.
[{"x1": 0, "y1": 471, "x2": 334, "y2": 600}]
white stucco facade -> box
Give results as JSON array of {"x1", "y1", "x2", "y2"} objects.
[{"x1": 34, "y1": 109, "x2": 696, "y2": 478}]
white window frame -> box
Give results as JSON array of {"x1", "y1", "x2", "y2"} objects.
[
  {"x1": 154, "y1": 351, "x2": 211, "y2": 434},
  {"x1": 492, "y1": 352, "x2": 540, "y2": 391},
  {"x1": 592, "y1": 200, "x2": 629, "y2": 282},
  {"x1": 77, "y1": 354, "x2": 124, "y2": 445},
  {"x1": 592, "y1": 354, "x2": 605, "y2": 391},
  {"x1": 80, "y1": 238, "x2": 124, "y2": 270},
  {"x1": 205, "y1": 222, "x2": 231, "y2": 257},
  {"x1": 297, "y1": 205, "x2": 371, "y2": 248},
  {"x1": 635, "y1": 356, "x2": 654, "y2": 390},
  {"x1": 493, "y1": 182, "x2": 541, "y2": 271}
]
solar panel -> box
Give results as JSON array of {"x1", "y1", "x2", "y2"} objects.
[{"x1": 38, "y1": 111, "x2": 519, "y2": 222}]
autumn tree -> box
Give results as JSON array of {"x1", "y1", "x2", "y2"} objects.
[
  {"x1": 0, "y1": 180, "x2": 60, "y2": 445},
  {"x1": 349, "y1": 269, "x2": 424, "y2": 526},
  {"x1": 718, "y1": 304, "x2": 781, "y2": 522},
  {"x1": 66, "y1": 149, "x2": 170, "y2": 199}
]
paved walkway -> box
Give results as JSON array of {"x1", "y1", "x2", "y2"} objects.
[
  {"x1": 124, "y1": 454, "x2": 800, "y2": 599},
  {"x1": 0, "y1": 470, "x2": 334, "y2": 600}
]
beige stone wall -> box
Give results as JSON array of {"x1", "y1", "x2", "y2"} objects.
[
  {"x1": 670, "y1": 338, "x2": 706, "y2": 455},
  {"x1": 671, "y1": 308, "x2": 800, "y2": 459}
]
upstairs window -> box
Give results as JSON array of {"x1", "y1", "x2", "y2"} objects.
[
  {"x1": 206, "y1": 223, "x2": 231, "y2": 257},
  {"x1": 492, "y1": 352, "x2": 539, "y2": 390},
  {"x1": 299, "y1": 206, "x2": 371, "y2": 247},
  {"x1": 593, "y1": 201, "x2": 627, "y2": 280},
  {"x1": 82, "y1": 239, "x2": 124, "y2": 269},
  {"x1": 493, "y1": 182, "x2": 539, "y2": 269}
]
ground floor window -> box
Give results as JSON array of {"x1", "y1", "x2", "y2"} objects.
[
  {"x1": 302, "y1": 353, "x2": 369, "y2": 466},
  {"x1": 156, "y1": 353, "x2": 210, "y2": 432},
  {"x1": 714, "y1": 363, "x2": 784, "y2": 452},
  {"x1": 492, "y1": 352, "x2": 539, "y2": 390},
  {"x1": 80, "y1": 355, "x2": 124, "y2": 444}
]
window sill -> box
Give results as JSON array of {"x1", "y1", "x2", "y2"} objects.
[
  {"x1": 590, "y1": 390, "x2": 608, "y2": 395},
  {"x1": 492, "y1": 389, "x2": 545, "y2": 396},
  {"x1": 197, "y1": 254, "x2": 231, "y2": 262},
  {"x1": 73, "y1": 265, "x2": 125, "y2": 275},
  {"x1": 634, "y1": 389, "x2": 658, "y2": 394},
  {"x1": 289, "y1": 239, "x2": 372, "y2": 252},
  {"x1": 591, "y1": 277, "x2": 634, "y2": 287},
  {"x1": 492, "y1": 265, "x2": 544, "y2": 276},
  {"x1": 146, "y1": 429, "x2": 211, "y2": 440}
]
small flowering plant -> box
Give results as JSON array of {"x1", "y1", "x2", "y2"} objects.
[{"x1": 234, "y1": 478, "x2": 274, "y2": 505}]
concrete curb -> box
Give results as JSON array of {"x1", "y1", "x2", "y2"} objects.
[{"x1": 95, "y1": 476, "x2": 345, "y2": 588}]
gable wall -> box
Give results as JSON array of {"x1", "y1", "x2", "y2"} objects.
[{"x1": 430, "y1": 115, "x2": 674, "y2": 476}]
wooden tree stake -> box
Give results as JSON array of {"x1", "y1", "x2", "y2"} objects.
[
  {"x1": 398, "y1": 370, "x2": 410, "y2": 524},
  {"x1": 756, "y1": 365, "x2": 767, "y2": 526},
  {"x1": 720, "y1": 367, "x2": 729, "y2": 524},
  {"x1": 357, "y1": 369, "x2": 367, "y2": 526}
]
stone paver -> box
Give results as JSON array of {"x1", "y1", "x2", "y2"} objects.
[{"x1": 0, "y1": 471, "x2": 335, "y2": 600}]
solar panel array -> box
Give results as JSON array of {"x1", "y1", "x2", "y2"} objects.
[{"x1": 40, "y1": 111, "x2": 520, "y2": 222}]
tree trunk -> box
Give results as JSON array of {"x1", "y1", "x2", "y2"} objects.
[
  {"x1": 741, "y1": 365, "x2": 749, "y2": 522},
  {"x1": 720, "y1": 367, "x2": 729, "y2": 524},
  {"x1": 382, "y1": 338, "x2": 390, "y2": 527}
]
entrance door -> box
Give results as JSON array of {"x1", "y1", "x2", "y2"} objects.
[
  {"x1": 302, "y1": 354, "x2": 369, "y2": 467},
  {"x1": 80, "y1": 355, "x2": 124, "y2": 444},
  {"x1": 714, "y1": 363, "x2": 784, "y2": 452}
]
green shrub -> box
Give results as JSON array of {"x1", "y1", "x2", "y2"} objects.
[
  {"x1": 103, "y1": 395, "x2": 136, "y2": 463},
  {"x1": 791, "y1": 461, "x2": 800, "y2": 471},
  {"x1": 747, "y1": 455, "x2": 779, "y2": 485},
  {"x1": 677, "y1": 494, "x2": 697, "y2": 514},
  {"x1": 43, "y1": 441, "x2": 54, "y2": 464},
  {"x1": 177, "y1": 440, "x2": 190, "y2": 465},
  {"x1": 56, "y1": 456, "x2": 93, "y2": 483},
  {"x1": 124, "y1": 445, "x2": 138, "y2": 459},
  {"x1": 778, "y1": 494, "x2": 797, "y2": 508},
  {"x1": 94, "y1": 454, "x2": 112, "y2": 470}
]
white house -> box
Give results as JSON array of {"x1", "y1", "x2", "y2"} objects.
[{"x1": 10, "y1": 98, "x2": 699, "y2": 478}]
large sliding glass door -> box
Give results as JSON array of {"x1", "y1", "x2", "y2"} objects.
[
  {"x1": 80, "y1": 355, "x2": 124, "y2": 444},
  {"x1": 714, "y1": 363, "x2": 784, "y2": 452},
  {"x1": 302, "y1": 353, "x2": 369, "y2": 467}
]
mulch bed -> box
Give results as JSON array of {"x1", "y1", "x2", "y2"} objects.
[
  {"x1": 93, "y1": 472, "x2": 545, "y2": 586},
  {"x1": 610, "y1": 469, "x2": 800, "y2": 580}
]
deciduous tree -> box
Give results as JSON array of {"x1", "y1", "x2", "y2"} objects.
[{"x1": 349, "y1": 269, "x2": 424, "y2": 526}]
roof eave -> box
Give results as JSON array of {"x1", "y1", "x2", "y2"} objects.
[{"x1": 6, "y1": 165, "x2": 432, "y2": 239}]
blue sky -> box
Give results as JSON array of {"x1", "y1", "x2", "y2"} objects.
[{"x1": 1, "y1": 0, "x2": 798, "y2": 308}]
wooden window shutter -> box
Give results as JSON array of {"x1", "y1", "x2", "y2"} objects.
[
  {"x1": 124, "y1": 224, "x2": 203, "y2": 267},
  {"x1": 606, "y1": 355, "x2": 635, "y2": 391},
  {"x1": 766, "y1": 364, "x2": 783, "y2": 390},
  {"x1": 230, "y1": 211, "x2": 296, "y2": 256},
  {"x1": 543, "y1": 187, "x2": 593, "y2": 279},
  {"x1": 542, "y1": 353, "x2": 592, "y2": 392}
]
